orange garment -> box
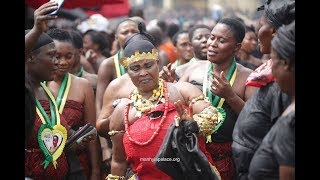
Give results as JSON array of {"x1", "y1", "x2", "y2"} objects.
[{"x1": 159, "y1": 41, "x2": 179, "y2": 64}]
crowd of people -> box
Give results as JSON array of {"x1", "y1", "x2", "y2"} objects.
[{"x1": 25, "y1": 0, "x2": 295, "y2": 179}]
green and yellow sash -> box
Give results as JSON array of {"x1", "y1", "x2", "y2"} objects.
[
  {"x1": 76, "y1": 66, "x2": 84, "y2": 77},
  {"x1": 203, "y1": 58, "x2": 237, "y2": 141},
  {"x1": 36, "y1": 82, "x2": 67, "y2": 169},
  {"x1": 114, "y1": 50, "x2": 126, "y2": 78},
  {"x1": 55, "y1": 73, "x2": 72, "y2": 114}
]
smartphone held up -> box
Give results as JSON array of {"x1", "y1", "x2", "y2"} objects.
[{"x1": 49, "y1": 0, "x2": 65, "y2": 15}]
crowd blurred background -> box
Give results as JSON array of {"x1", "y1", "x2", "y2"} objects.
[{"x1": 25, "y1": 0, "x2": 264, "y2": 33}]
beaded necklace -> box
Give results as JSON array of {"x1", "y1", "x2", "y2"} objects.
[
  {"x1": 131, "y1": 79, "x2": 165, "y2": 117},
  {"x1": 124, "y1": 80, "x2": 168, "y2": 146}
]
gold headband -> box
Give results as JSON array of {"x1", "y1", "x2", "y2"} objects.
[{"x1": 120, "y1": 48, "x2": 159, "y2": 68}]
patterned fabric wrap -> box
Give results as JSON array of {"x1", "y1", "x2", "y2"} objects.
[
  {"x1": 25, "y1": 100, "x2": 69, "y2": 180},
  {"x1": 245, "y1": 59, "x2": 275, "y2": 87}
]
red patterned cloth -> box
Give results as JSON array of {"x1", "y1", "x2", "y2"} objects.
[
  {"x1": 206, "y1": 142, "x2": 234, "y2": 180},
  {"x1": 123, "y1": 102, "x2": 214, "y2": 180},
  {"x1": 62, "y1": 100, "x2": 90, "y2": 177},
  {"x1": 245, "y1": 59, "x2": 275, "y2": 87},
  {"x1": 25, "y1": 100, "x2": 69, "y2": 180}
]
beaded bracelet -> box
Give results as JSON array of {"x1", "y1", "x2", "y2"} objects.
[
  {"x1": 106, "y1": 174, "x2": 125, "y2": 180},
  {"x1": 192, "y1": 106, "x2": 218, "y2": 138},
  {"x1": 189, "y1": 94, "x2": 209, "y2": 107}
]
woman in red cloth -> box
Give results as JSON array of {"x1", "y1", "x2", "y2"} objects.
[
  {"x1": 106, "y1": 30, "x2": 221, "y2": 180},
  {"x1": 46, "y1": 28, "x2": 101, "y2": 179}
]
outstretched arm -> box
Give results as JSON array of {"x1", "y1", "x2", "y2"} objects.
[{"x1": 25, "y1": 1, "x2": 58, "y2": 60}]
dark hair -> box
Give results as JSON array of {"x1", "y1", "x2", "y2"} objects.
[
  {"x1": 124, "y1": 23, "x2": 155, "y2": 49},
  {"x1": 166, "y1": 23, "x2": 180, "y2": 39},
  {"x1": 156, "y1": 20, "x2": 167, "y2": 33},
  {"x1": 172, "y1": 30, "x2": 189, "y2": 46},
  {"x1": 258, "y1": 0, "x2": 295, "y2": 29},
  {"x1": 146, "y1": 25, "x2": 163, "y2": 47},
  {"x1": 47, "y1": 28, "x2": 73, "y2": 43},
  {"x1": 245, "y1": 25, "x2": 255, "y2": 33},
  {"x1": 218, "y1": 18, "x2": 245, "y2": 43},
  {"x1": 188, "y1": 25, "x2": 211, "y2": 42},
  {"x1": 115, "y1": 18, "x2": 137, "y2": 33},
  {"x1": 123, "y1": 39, "x2": 155, "y2": 59},
  {"x1": 271, "y1": 21, "x2": 295, "y2": 67},
  {"x1": 123, "y1": 23, "x2": 156, "y2": 58},
  {"x1": 128, "y1": 7, "x2": 144, "y2": 18},
  {"x1": 68, "y1": 30, "x2": 83, "y2": 49},
  {"x1": 25, "y1": 29, "x2": 54, "y2": 52},
  {"x1": 83, "y1": 30, "x2": 111, "y2": 57}
]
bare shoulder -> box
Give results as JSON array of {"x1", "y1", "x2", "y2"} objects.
[
  {"x1": 177, "y1": 61, "x2": 209, "y2": 79},
  {"x1": 177, "y1": 61, "x2": 200, "y2": 73},
  {"x1": 70, "y1": 74, "x2": 90, "y2": 86},
  {"x1": 171, "y1": 81, "x2": 203, "y2": 99},
  {"x1": 174, "y1": 81, "x2": 198, "y2": 90},
  {"x1": 69, "y1": 74, "x2": 94, "y2": 102},
  {"x1": 236, "y1": 63, "x2": 253, "y2": 77},
  {"x1": 99, "y1": 56, "x2": 115, "y2": 71},
  {"x1": 82, "y1": 71, "x2": 97, "y2": 83},
  {"x1": 108, "y1": 74, "x2": 133, "y2": 90},
  {"x1": 83, "y1": 71, "x2": 97, "y2": 80}
]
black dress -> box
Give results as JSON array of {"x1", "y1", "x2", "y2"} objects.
[
  {"x1": 248, "y1": 110, "x2": 295, "y2": 180},
  {"x1": 232, "y1": 82, "x2": 291, "y2": 179}
]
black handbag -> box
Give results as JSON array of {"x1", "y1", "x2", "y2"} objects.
[{"x1": 154, "y1": 120, "x2": 220, "y2": 180}]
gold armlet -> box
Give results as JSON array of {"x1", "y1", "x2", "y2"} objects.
[
  {"x1": 108, "y1": 130, "x2": 125, "y2": 136},
  {"x1": 192, "y1": 106, "x2": 218, "y2": 137},
  {"x1": 189, "y1": 94, "x2": 209, "y2": 107},
  {"x1": 106, "y1": 174, "x2": 125, "y2": 180}
]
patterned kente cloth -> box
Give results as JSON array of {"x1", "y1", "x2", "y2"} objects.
[
  {"x1": 62, "y1": 100, "x2": 90, "y2": 178},
  {"x1": 25, "y1": 100, "x2": 69, "y2": 180}
]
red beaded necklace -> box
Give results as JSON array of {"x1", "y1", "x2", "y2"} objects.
[{"x1": 124, "y1": 81, "x2": 169, "y2": 146}]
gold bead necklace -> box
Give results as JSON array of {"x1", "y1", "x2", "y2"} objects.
[{"x1": 130, "y1": 79, "x2": 165, "y2": 117}]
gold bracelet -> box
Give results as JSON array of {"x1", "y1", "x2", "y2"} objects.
[
  {"x1": 189, "y1": 94, "x2": 209, "y2": 107},
  {"x1": 192, "y1": 106, "x2": 218, "y2": 137},
  {"x1": 106, "y1": 174, "x2": 125, "y2": 180},
  {"x1": 108, "y1": 130, "x2": 125, "y2": 136}
]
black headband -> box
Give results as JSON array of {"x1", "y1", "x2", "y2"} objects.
[
  {"x1": 257, "y1": 0, "x2": 295, "y2": 29},
  {"x1": 25, "y1": 30, "x2": 54, "y2": 51},
  {"x1": 271, "y1": 21, "x2": 295, "y2": 62}
]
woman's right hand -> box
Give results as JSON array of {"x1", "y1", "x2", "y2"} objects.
[
  {"x1": 33, "y1": 1, "x2": 58, "y2": 33},
  {"x1": 85, "y1": 49, "x2": 98, "y2": 64}
]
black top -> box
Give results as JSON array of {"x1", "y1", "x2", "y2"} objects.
[
  {"x1": 233, "y1": 82, "x2": 291, "y2": 151},
  {"x1": 211, "y1": 102, "x2": 238, "y2": 143},
  {"x1": 248, "y1": 110, "x2": 295, "y2": 180}
]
